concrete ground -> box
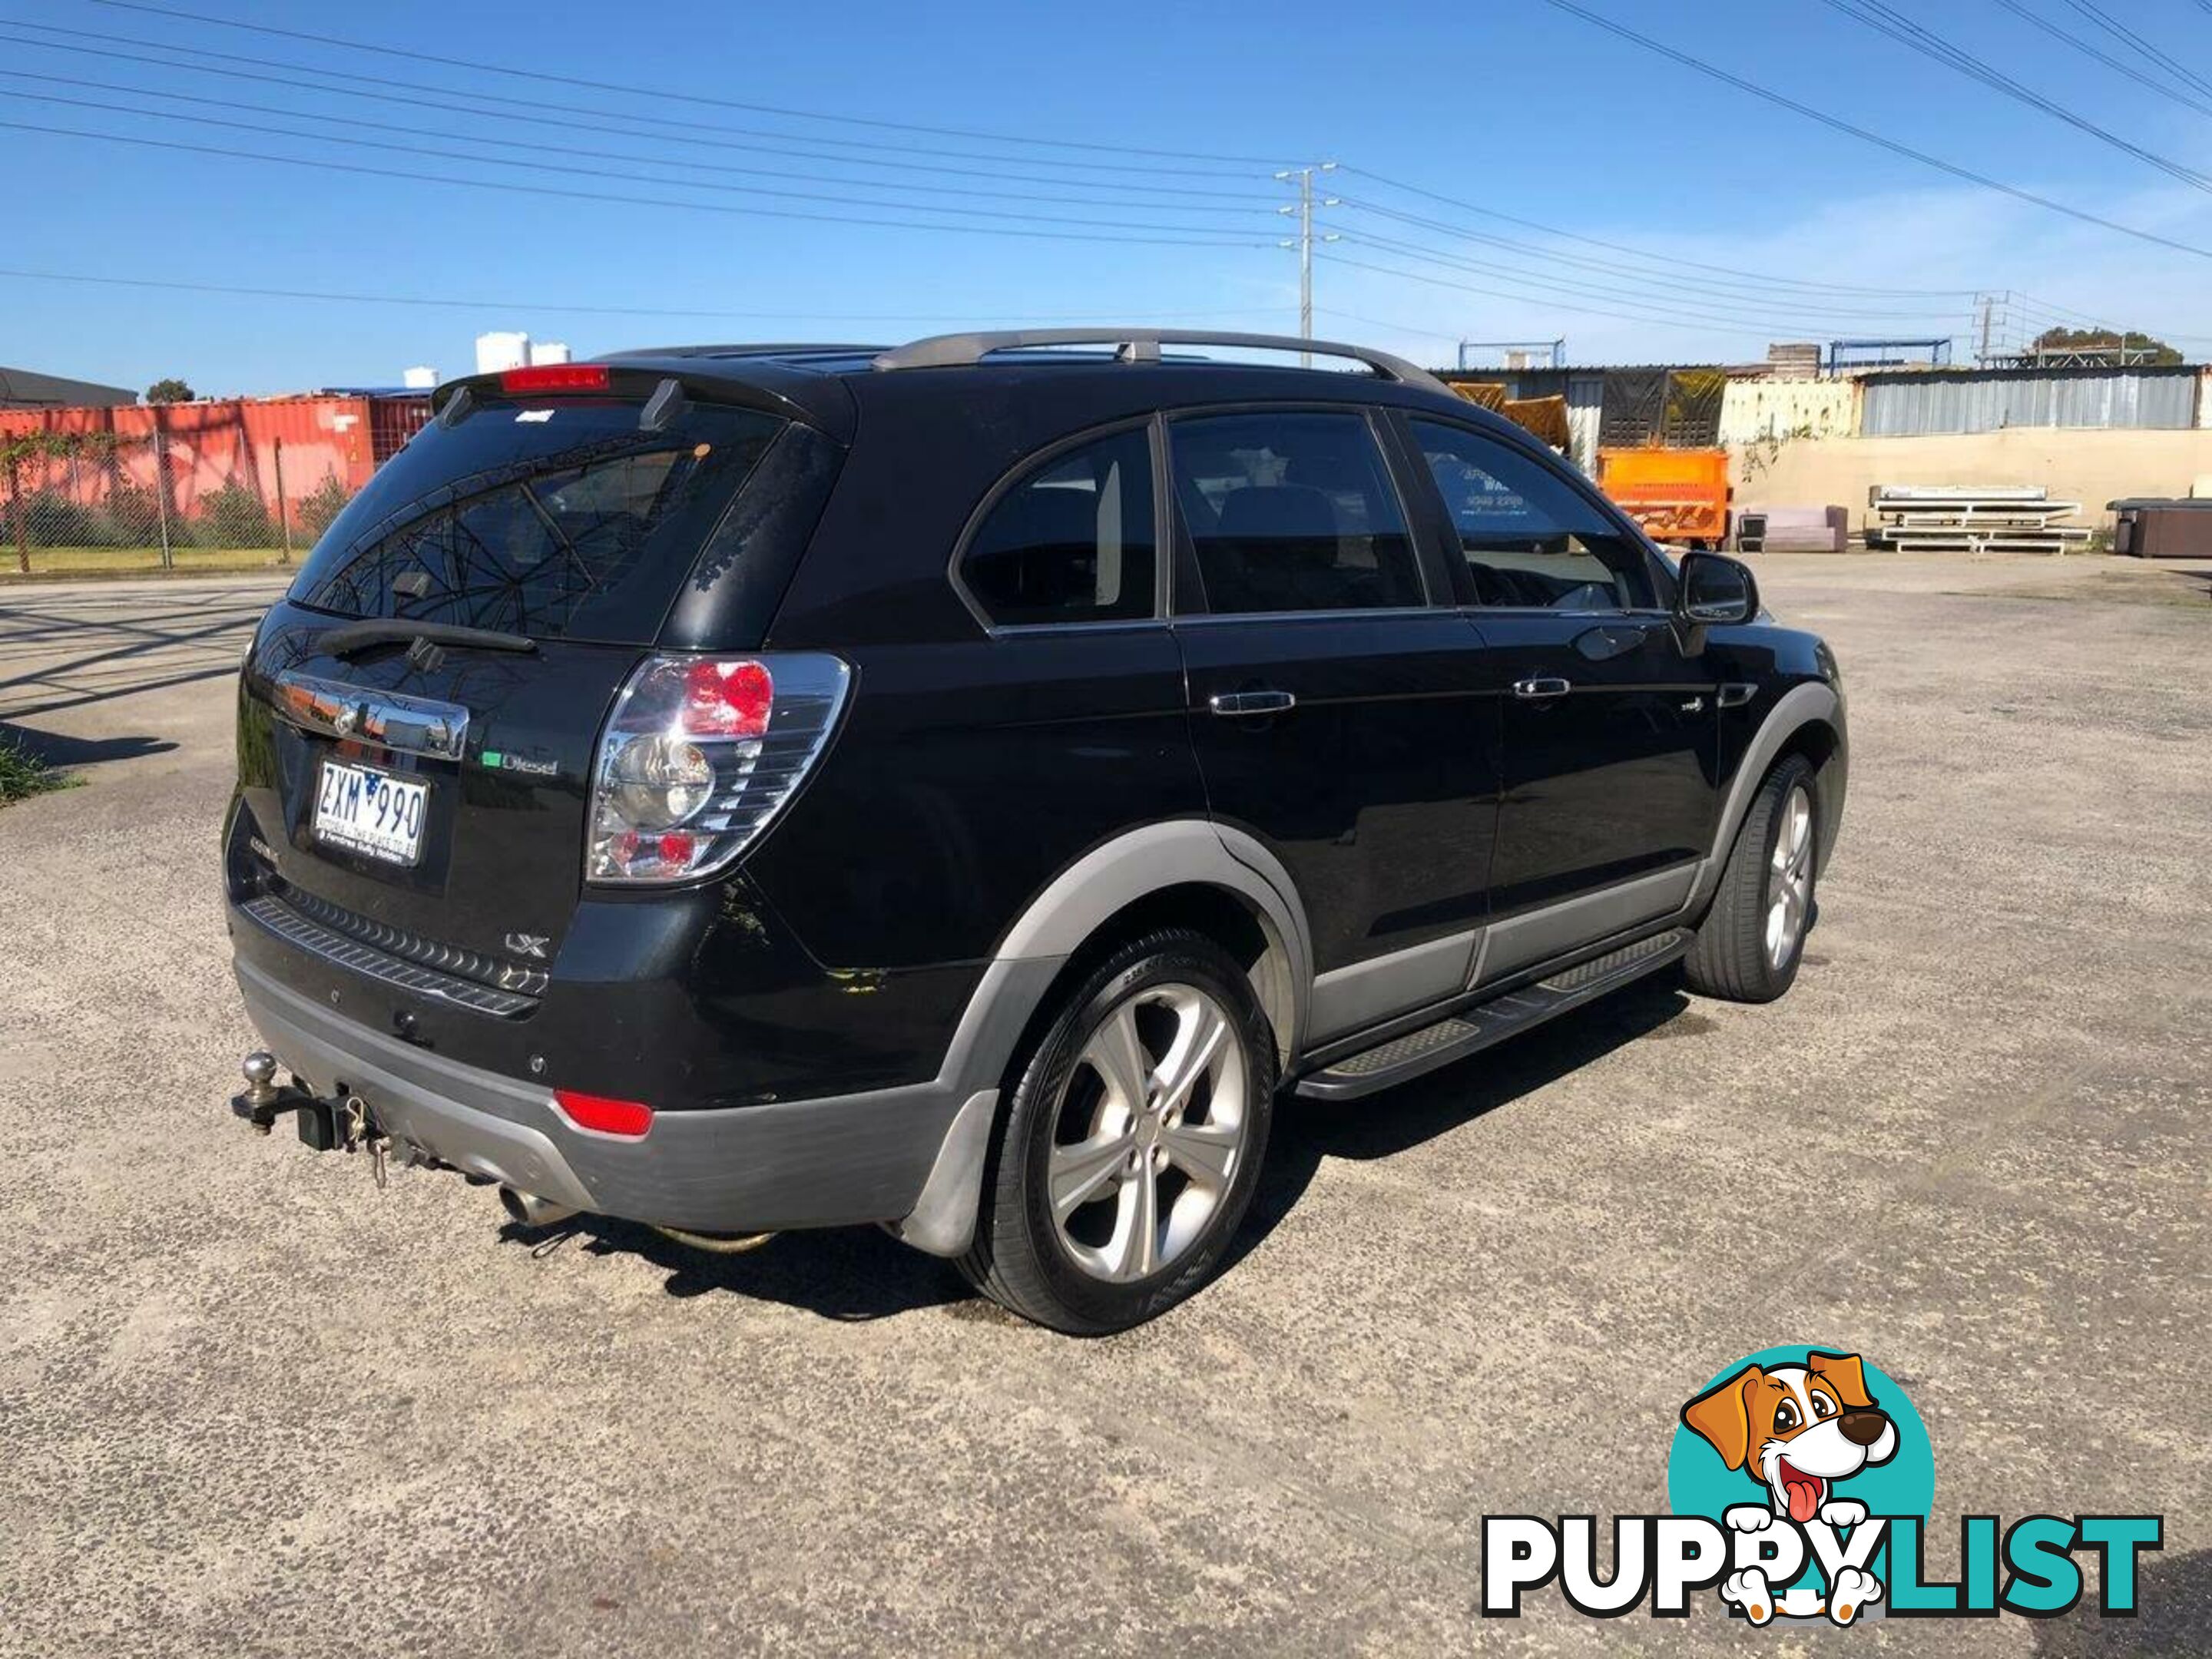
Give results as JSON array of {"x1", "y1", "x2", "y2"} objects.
[{"x1": 2, "y1": 557, "x2": 2206, "y2": 1656}]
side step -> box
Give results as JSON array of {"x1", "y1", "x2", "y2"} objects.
[{"x1": 1294, "y1": 929, "x2": 1694, "y2": 1101}]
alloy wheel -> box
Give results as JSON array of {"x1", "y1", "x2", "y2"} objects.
[
  {"x1": 1046, "y1": 982, "x2": 1249, "y2": 1283},
  {"x1": 1767, "y1": 784, "x2": 1814, "y2": 969}
]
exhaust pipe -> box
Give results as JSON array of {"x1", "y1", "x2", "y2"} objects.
[{"x1": 498, "y1": 1186, "x2": 578, "y2": 1229}]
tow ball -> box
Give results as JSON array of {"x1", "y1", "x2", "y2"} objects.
[{"x1": 231, "y1": 1051, "x2": 397, "y2": 1184}]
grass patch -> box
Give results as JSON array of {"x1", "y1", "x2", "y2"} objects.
[
  {"x1": 1, "y1": 546, "x2": 293, "y2": 578},
  {"x1": 0, "y1": 733, "x2": 78, "y2": 806}
]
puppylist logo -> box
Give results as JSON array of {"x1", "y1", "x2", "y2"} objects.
[{"x1": 1482, "y1": 1345, "x2": 2163, "y2": 1626}]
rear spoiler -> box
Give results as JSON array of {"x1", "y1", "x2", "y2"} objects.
[{"x1": 430, "y1": 359, "x2": 857, "y2": 445}]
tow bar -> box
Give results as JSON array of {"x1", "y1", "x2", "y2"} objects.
[{"x1": 231, "y1": 1051, "x2": 396, "y2": 1187}]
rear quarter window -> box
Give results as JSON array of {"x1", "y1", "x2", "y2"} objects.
[
  {"x1": 957, "y1": 426, "x2": 1158, "y2": 628},
  {"x1": 289, "y1": 400, "x2": 784, "y2": 644}
]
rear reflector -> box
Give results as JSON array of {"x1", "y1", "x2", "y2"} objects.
[
  {"x1": 553, "y1": 1088, "x2": 654, "y2": 1138},
  {"x1": 499, "y1": 363, "x2": 610, "y2": 395}
]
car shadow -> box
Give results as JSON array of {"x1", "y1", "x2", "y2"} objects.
[
  {"x1": 502, "y1": 974, "x2": 1697, "y2": 1326},
  {"x1": 1, "y1": 724, "x2": 178, "y2": 768},
  {"x1": 1225, "y1": 972, "x2": 1696, "y2": 1273},
  {"x1": 498, "y1": 1210, "x2": 974, "y2": 1321}
]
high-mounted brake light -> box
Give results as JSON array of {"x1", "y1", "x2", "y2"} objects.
[
  {"x1": 553, "y1": 1088, "x2": 654, "y2": 1138},
  {"x1": 586, "y1": 653, "x2": 851, "y2": 885},
  {"x1": 498, "y1": 363, "x2": 610, "y2": 395}
]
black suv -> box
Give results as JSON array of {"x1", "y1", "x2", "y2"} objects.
[{"x1": 224, "y1": 329, "x2": 1846, "y2": 1333}]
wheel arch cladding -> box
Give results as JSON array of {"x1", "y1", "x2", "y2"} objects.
[
  {"x1": 889, "y1": 823, "x2": 1311, "y2": 1261},
  {"x1": 1698, "y1": 682, "x2": 1846, "y2": 912},
  {"x1": 1777, "y1": 715, "x2": 1846, "y2": 877},
  {"x1": 989, "y1": 820, "x2": 1310, "y2": 1066}
]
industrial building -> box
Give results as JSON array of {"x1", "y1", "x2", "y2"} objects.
[{"x1": 0, "y1": 365, "x2": 135, "y2": 410}]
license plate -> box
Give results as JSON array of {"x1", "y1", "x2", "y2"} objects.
[{"x1": 314, "y1": 760, "x2": 428, "y2": 866}]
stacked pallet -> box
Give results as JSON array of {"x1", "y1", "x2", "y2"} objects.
[{"x1": 1863, "y1": 485, "x2": 2089, "y2": 555}]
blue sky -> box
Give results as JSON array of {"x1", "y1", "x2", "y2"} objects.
[{"x1": 7, "y1": 0, "x2": 2212, "y2": 394}]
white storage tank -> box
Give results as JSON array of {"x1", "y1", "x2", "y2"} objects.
[
  {"x1": 529, "y1": 341, "x2": 572, "y2": 366},
  {"x1": 402, "y1": 366, "x2": 438, "y2": 390},
  {"x1": 474, "y1": 332, "x2": 531, "y2": 374}
]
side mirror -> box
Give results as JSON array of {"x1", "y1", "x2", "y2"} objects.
[{"x1": 1676, "y1": 551, "x2": 1759, "y2": 627}]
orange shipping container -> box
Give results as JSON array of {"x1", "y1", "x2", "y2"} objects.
[
  {"x1": 1595, "y1": 446, "x2": 1732, "y2": 546},
  {"x1": 0, "y1": 393, "x2": 434, "y2": 550}
]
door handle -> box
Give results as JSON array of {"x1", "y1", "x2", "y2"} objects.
[
  {"x1": 1511, "y1": 677, "x2": 1571, "y2": 701},
  {"x1": 1208, "y1": 689, "x2": 1296, "y2": 717}
]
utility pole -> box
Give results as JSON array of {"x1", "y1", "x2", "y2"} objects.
[
  {"x1": 1975, "y1": 291, "x2": 2005, "y2": 366},
  {"x1": 1275, "y1": 163, "x2": 1338, "y2": 365}
]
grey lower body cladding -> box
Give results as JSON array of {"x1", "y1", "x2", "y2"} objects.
[{"x1": 234, "y1": 957, "x2": 995, "y2": 1235}]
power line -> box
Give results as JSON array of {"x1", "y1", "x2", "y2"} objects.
[
  {"x1": 1817, "y1": 0, "x2": 2212, "y2": 194},
  {"x1": 0, "y1": 266, "x2": 1270, "y2": 326},
  {"x1": 1311, "y1": 306, "x2": 1463, "y2": 346},
  {"x1": 4, "y1": 22, "x2": 1267, "y2": 184},
  {"x1": 1529, "y1": 0, "x2": 2212, "y2": 261},
  {"x1": 15, "y1": 28, "x2": 1984, "y2": 326},
  {"x1": 86, "y1": 0, "x2": 1295, "y2": 167},
  {"x1": 0, "y1": 85, "x2": 1272, "y2": 234},
  {"x1": 0, "y1": 65, "x2": 1268, "y2": 214},
  {"x1": 2059, "y1": 1, "x2": 2212, "y2": 102},
  {"x1": 2009, "y1": 290, "x2": 2212, "y2": 346},
  {"x1": 1336, "y1": 230, "x2": 1972, "y2": 333},
  {"x1": 1335, "y1": 167, "x2": 1977, "y2": 296},
  {"x1": 1332, "y1": 197, "x2": 1975, "y2": 315},
  {"x1": 0, "y1": 118, "x2": 1277, "y2": 247},
  {"x1": 1318, "y1": 248, "x2": 1896, "y2": 341},
  {"x1": 1988, "y1": 0, "x2": 2212, "y2": 119}
]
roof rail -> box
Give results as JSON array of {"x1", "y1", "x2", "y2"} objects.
[{"x1": 871, "y1": 329, "x2": 1451, "y2": 395}]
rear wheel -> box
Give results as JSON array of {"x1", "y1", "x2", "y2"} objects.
[
  {"x1": 1685, "y1": 753, "x2": 1819, "y2": 1003},
  {"x1": 959, "y1": 929, "x2": 1275, "y2": 1335}
]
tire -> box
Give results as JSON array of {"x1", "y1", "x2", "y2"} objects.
[
  {"x1": 1684, "y1": 753, "x2": 1820, "y2": 1004},
  {"x1": 959, "y1": 928, "x2": 1276, "y2": 1335}
]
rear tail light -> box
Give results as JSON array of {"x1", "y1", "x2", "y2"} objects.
[
  {"x1": 499, "y1": 363, "x2": 610, "y2": 395},
  {"x1": 586, "y1": 652, "x2": 850, "y2": 884}
]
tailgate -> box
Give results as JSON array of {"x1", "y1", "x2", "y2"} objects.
[
  {"x1": 230, "y1": 383, "x2": 793, "y2": 970},
  {"x1": 237, "y1": 618, "x2": 637, "y2": 965}
]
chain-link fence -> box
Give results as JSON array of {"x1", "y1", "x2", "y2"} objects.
[
  {"x1": 1, "y1": 428, "x2": 353, "y2": 575},
  {"x1": 1, "y1": 395, "x2": 426, "y2": 577}
]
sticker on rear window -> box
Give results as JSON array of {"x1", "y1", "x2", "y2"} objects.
[{"x1": 515, "y1": 409, "x2": 555, "y2": 423}]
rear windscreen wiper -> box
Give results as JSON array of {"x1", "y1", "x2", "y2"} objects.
[{"x1": 322, "y1": 619, "x2": 538, "y2": 659}]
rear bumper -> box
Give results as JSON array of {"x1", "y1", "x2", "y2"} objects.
[{"x1": 236, "y1": 956, "x2": 985, "y2": 1233}]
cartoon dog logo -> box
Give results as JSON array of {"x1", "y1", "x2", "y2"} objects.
[{"x1": 1680, "y1": 1349, "x2": 1899, "y2": 1625}]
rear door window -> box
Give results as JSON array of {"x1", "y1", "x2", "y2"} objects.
[
  {"x1": 1409, "y1": 419, "x2": 1657, "y2": 611},
  {"x1": 289, "y1": 401, "x2": 784, "y2": 644},
  {"x1": 1169, "y1": 411, "x2": 1424, "y2": 614},
  {"x1": 959, "y1": 426, "x2": 1157, "y2": 626}
]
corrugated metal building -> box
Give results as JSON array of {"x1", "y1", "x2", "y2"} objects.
[
  {"x1": 1718, "y1": 378, "x2": 1857, "y2": 446},
  {"x1": 1859, "y1": 366, "x2": 2201, "y2": 436}
]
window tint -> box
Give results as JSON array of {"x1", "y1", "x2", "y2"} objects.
[
  {"x1": 1409, "y1": 419, "x2": 1657, "y2": 611},
  {"x1": 290, "y1": 403, "x2": 783, "y2": 644},
  {"x1": 960, "y1": 427, "x2": 1157, "y2": 626},
  {"x1": 1171, "y1": 411, "x2": 1423, "y2": 614}
]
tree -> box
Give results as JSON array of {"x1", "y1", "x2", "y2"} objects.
[
  {"x1": 144, "y1": 377, "x2": 196, "y2": 404},
  {"x1": 2028, "y1": 326, "x2": 2182, "y2": 366}
]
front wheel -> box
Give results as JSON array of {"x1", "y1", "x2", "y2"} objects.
[
  {"x1": 959, "y1": 929, "x2": 1276, "y2": 1335},
  {"x1": 1684, "y1": 753, "x2": 1819, "y2": 1003}
]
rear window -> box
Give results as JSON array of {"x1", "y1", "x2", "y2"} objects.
[{"x1": 288, "y1": 399, "x2": 784, "y2": 644}]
